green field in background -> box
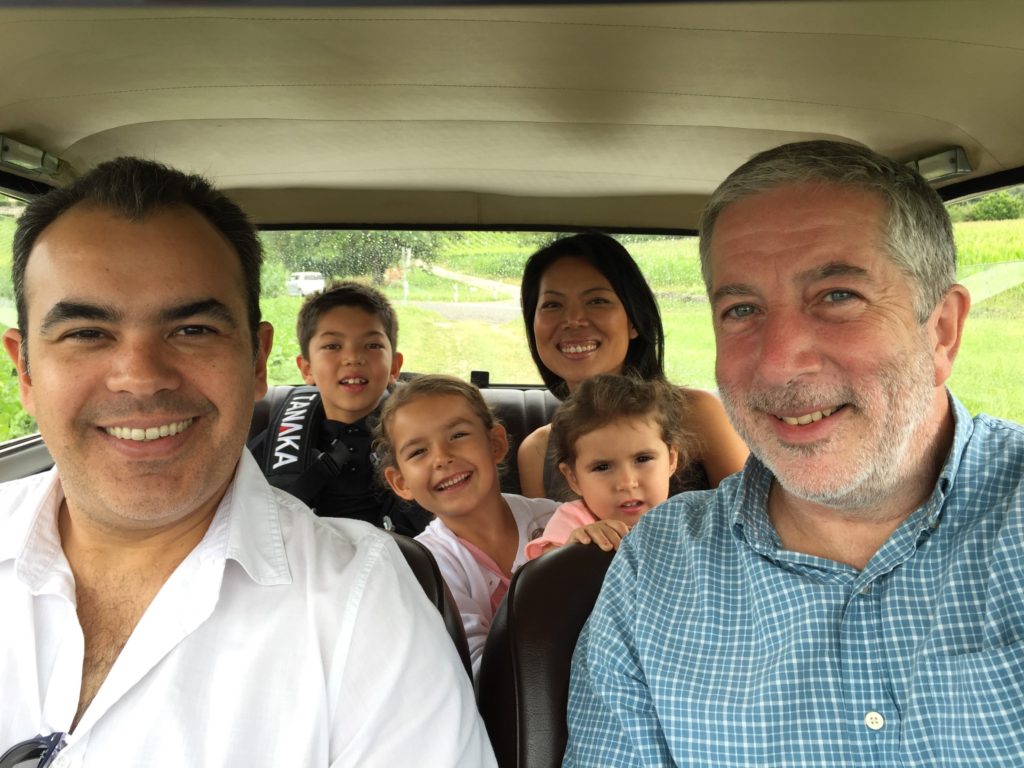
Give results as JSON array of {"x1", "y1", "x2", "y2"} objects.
[
  {"x1": 261, "y1": 295, "x2": 538, "y2": 386},
  {"x1": 954, "y1": 219, "x2": 1024, "y2": 266},
  {"x1": 0, "y1": 216, "x2": 14, "y2": 299}
]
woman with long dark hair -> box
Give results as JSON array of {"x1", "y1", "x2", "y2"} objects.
[{"x1": 518, "y1": 232, "x2": 747, "y2": 500}]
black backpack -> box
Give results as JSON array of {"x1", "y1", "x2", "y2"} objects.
[{"x1": 248, "y1": 387, "x2": 432, "y2": 535}]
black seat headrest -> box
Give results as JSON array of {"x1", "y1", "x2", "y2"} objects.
[
  {"x1": 388, "y1": 532, "x2": 472, "y2": 679},
  {"x1": 249, "y1": 383, "x2": 561, "y2": 496}
]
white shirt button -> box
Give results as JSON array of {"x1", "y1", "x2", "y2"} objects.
[{"x1": 864, "y1": 711, "x2": 885, "y2": 730}]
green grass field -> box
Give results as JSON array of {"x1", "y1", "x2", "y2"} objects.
[
  {"x1": 379, "y1": 265, "x2": 504, "y2": 303},
  {"x1": 0, "y1": 215, "x2": 15, "y2": 301},
  {"x1": 954, "y1": 219, "x2": 1024, "y2": 266},
  {"x1": 437, "y1": 235, "x2": 707, "y2": 294}
]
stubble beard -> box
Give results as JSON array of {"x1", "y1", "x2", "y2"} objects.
[
  {"x1": 719, "y1": 335, "x2": 937, "y2": 513},
  {"x1": 55, "y1": 392, "x2": 237, "y2": 531}
]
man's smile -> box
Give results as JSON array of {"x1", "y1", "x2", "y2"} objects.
[
  {"x1": 104, "y1": 417, "x2": 195, "y2": 442},
  {"x1": 774, "y1": 405, "x2": 844, "y2": 426}
]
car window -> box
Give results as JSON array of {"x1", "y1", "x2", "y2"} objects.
[
  {"x1": 1, "y1": 198, "x2": 1022, "y2": 444},
  {"x1": 258, "y1": 230, "x2": 716, "y2": 392},
  {"x1": 257, "y1": 222, "x2": 1023, "y2": 422},
  {"x1": 0, "y1": 191, "x2": 37, "y2": 442},
  {"x1": 945, "y1": 185, "x2": 1024, "y2": 420}
]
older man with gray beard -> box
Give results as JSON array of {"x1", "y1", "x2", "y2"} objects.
[{"x1": 564, "y1": 140, "x2": 1024, "y2": 767}]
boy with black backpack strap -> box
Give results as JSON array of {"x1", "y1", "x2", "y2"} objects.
[{"x1": 248, "y1": 280, "x2": 431, "y2": 535}]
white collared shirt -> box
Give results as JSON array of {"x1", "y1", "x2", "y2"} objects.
[{"x1": 0, "y1": 452, "x2": 495, "y2": 767}]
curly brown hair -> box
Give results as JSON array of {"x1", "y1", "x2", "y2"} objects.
[{"x1": 550, "y1": 374, "x2": 699, "y2": 472}]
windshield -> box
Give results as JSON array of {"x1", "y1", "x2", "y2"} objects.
[{"x1": 257, "y1": 230, "x2": 713, "y2": 390}]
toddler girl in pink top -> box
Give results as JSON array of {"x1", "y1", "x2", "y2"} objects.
[{"x1": 525, "y1": 374, "x2": 696, "y2": 559}]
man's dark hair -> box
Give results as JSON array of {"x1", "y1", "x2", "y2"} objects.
[
  {"x1": 520, "y1": 232, "x2": 665, "y2": 399},
  {"x1": 13, "y1": 156, "x2": 263, "y2": 358},
  {"x1": 296, "y1": 280, "x2": 399, "y2": 359}
]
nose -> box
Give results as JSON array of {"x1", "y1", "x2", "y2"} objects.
[
  {"x1": 614, "y1": 466, "x2": 639, "y2": 492},
  {"x1": 754, "y1": 307, "x2": 823, "y2": 387},
  {"x1": 431, "y1": 443, "x2": 454, "y2": 468},
  {"x1": 562, "y1": 299, "x2": 589, "y2": 328},
  {"x1": 342, "y1": 345, "x2": 365, "y2": 365},
  {"x1": 106, "y1": 334, "x2": 181, "y2": 397}
]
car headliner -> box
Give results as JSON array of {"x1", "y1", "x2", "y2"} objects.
[{"x1": 1, "y1": 1, "x2": 1022, "y2": 229}]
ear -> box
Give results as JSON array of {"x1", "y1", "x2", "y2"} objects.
[
  {"x1": 3, "y1": 328, "x2": 35, "y2": 416},
  {"x1": 388, "y1": 351, "x2": 404, "y2": 384},
  {"x1": 296, "y1": 353, "x2": 316, "y2": 385},
  {"x1": 929, "y1": 284, "x2": 970, "y2": 387},
  {"x1": 384, "y1": 465, "x2": 416, "y2": 501},
  {"x1": 667, "y1": 445, "x2": 679, "y2": 475},
  {"x1": 252, "y1": 322, "x2": 274, "y2": 401},
  {"x1": 490, "y1": 423, "x2": 509, "y2": 464},
  {"x1": 559, "y1": 461, "x2": 585, "y2": 498},
  {"x1": 628, "y1": 324, "x2": 639, "y2": 340}
]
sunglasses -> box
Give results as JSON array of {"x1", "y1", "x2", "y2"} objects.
[{"x1": 0, "y1": 734, "x2": 66, "y2": 768}]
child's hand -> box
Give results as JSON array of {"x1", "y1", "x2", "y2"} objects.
[{"x1": 566, "y1": 520, "x2": 630, "y2": 552}]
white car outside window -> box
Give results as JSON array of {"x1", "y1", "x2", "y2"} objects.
[{"x1": 285, "y1": 271, "x2": 325, "y2": 296}]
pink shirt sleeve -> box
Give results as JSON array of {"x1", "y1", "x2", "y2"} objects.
[{"x1": 523, "y1": 500, "x2": 596, "y2": 560}]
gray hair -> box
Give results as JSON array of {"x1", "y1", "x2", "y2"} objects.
[{"x1": 698, "y1": 140, "x2": 956, "y2": 322}]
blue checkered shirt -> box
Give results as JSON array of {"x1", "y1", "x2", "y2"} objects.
[{"x1": 564, "y1": 395, "x2": 1024, "y2": 766}]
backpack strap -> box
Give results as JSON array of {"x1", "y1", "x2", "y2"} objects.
[
  {"x1": 287, "y1": 437, "x2": 353, "y2": 505},
  {"x1": 259, "y1": 386, "x2": 356, "y2": 503},
  {"x1": 262, "y1": 386, "x2": 322, "y2": 475}
]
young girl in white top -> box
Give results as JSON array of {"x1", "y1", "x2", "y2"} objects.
[
  {"x1": 375, "y1": 375, "x2": 557, "y2": 679},
  {"x1": 524, "y1": 374, "x2": 696, "y2": 560}
]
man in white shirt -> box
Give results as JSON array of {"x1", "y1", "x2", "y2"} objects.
[{"x1": 0, "y1": 157, "x2": 494, "y2": 767}]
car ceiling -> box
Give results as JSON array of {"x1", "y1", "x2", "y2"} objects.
[{"x1": 1, "y1": 1, "x2": 1023, "y2": 229}]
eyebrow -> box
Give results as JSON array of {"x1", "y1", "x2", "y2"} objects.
[
  {"x1": 39, "y1": 300, "x2": 121, "y2": 334},
  {"x1": 397, "y1": 417, "x2": 475, "y2": 454},
  {"x1": 710, "y1": 283, "x2": 757, "y2": 306},
  {"x1": 797, "y1": 261, "x2": 871, "y2": 283},
  {"x1": 317, "y1": 329, "x2": 387, "y2": 339},
  {"x1": 711, "y1": 261, "x2": 873, "y2": 306},
  {"x1": 583, "y1": 445, "x2": 662, "y2": 463},
  {"x1": 158, "y1": 299, "x2": 239, "y2": 328},
  {"x1": 540, "y1": 285, "x2": 616, "y2": 297},
  {"x1": 39, "y1": 298, "x2": 238, "y2": 334}
]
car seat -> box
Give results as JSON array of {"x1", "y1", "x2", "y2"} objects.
[
  {"x1": 249, "y1": 382, "x2": 561, "y2": 495},
  {"x1": 477, "y1": 543, "x2": 615, "y2": 768}
]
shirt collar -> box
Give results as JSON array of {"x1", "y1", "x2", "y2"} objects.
[
  {"x1": 732, "y1": 389, "x2": 972, "y2": 553},
  {"x1": 0, "y1": 451, "x2": 292, "y2": 589},
  {"x1": 0, "y1": 467, "x2": 70, "y2": 592},
  {"x1": 933, "y1": 390, "x2": 974, "y2": 506},
  {"x1": 198, "y1": 449, "x2": 292, "y2": 586},
  {"x1": 322, "y1": 415, "x2": 371, "y2": 438},
  {"x1": 730, "y1": 456, "x2": 779, "y2": 552}
]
